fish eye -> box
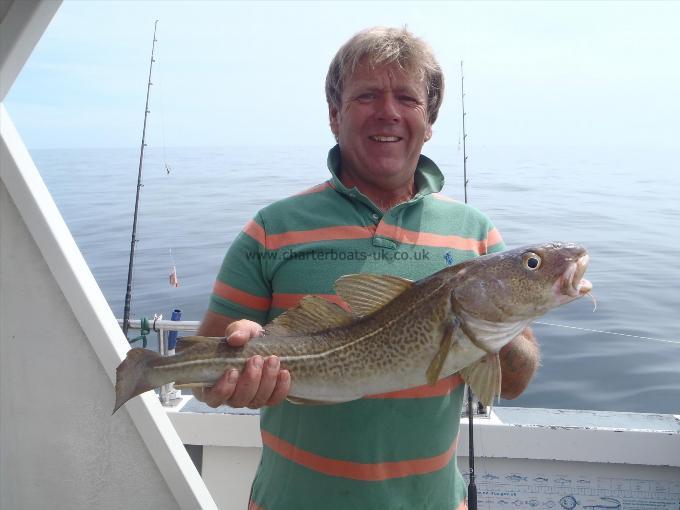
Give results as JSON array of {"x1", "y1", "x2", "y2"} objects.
[{"x1": 523, "y1": 252, "x2": 542, "y2": 270}]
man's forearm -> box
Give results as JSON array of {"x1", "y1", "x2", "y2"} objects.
[
  {"x1": 196, "y1": 309, "x2": 236, "y2": 337},
  {"x1": 499, "y1": 327, "x2": 540, "y2": 399}
]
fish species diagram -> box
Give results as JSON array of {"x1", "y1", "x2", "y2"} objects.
[
  {"x1": 461, "y1": 469, "x2": 680, "y2": 509},
  {"x1": 559, "y1": 495, "x2": 621, "y2": 509}
]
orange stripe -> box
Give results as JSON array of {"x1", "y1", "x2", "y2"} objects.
[
  {"x1": 243, "y1": 219, "x2": 266, "y2": 246},
  {"x1": 476, "y1": 227, "x2": 504, "y2": 255},
  {"x1": 213, "y1": 281, "x2": 271, "y2": 311},
  {"x1": 266, "y1": 225, "x2": 375, "y2": 250},
  {"x1": 432, "y1": 192, "x2": 459, "y2": 203},
  {"x1": 272, "y1": 293, "x2": 348, "y2": 311},
  {"x1": 251, "y1": 490, "x2": 465, "y2": 510},
  {"x1": 486, "y1": 227, "x2": 503, "y2": 248},
  {"x1": 365, "y1": 375, "x2": 463, "y2": 399},
  {"x1": 296, "y1": 181, "x2": 332, "y2": 195},
  {"x1": 261, "y1": 430, "x2": 457, "y2": 481},
  {"x1": 376, "y1": 223, "x2": 486, "y2": 253},
  {"x1": 250, "y1": 482, "x2": 466, "y2": 510}
]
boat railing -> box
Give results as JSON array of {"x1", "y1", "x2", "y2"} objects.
[{"x1": 118, "y1": 317, "x2": 200, "y2": 407}]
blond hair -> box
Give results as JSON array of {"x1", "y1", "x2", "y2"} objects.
[{"x1": 325, "y1": 27, "x2": 444, "y2": 124}]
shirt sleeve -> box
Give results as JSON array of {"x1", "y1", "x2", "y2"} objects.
[
  {"x1": 462, "y1": 204, "x2": 506, "y2": 255},
  {"x1": 485, "y1": 221, "x2": 506, "y2": 254},
  {"x1": 208, "y1": 212, "x2": 271, "y2": 324}
]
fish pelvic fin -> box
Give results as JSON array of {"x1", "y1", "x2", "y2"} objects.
[
  {"x1": 286, "y1": 395, "x2": 360, "y2": 405},
  {"x1": 459, "y1": 353, "x2": 502, "y2": 407},
  {"x1": 334, "y1": 273, "x2": 413, "y2": 318},
  {"x1": 265, "y1": 295, "x2": 352, "y2": 336},
  {"x1": 113, "y1": 348, "x2": 161, "y2": 414},
  {"x1": 426, "y1": 319, "x2": 459, "y2": 386}
]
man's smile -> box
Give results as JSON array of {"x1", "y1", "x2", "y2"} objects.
[{"x1": 369, "y1": 135, "x2": 402, "y2": 142}]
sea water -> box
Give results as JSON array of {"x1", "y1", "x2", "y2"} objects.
[{"x1": 31, "y1": 144, "x2": 680, "y2": 414}]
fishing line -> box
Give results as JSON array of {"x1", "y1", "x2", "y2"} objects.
[
  {"x1": 155, "y1": 38, "x2": 172, "y2": 175},
  {"x1": 154, "y1": 44, "x2": 181, "y2": 288},
  {"x1": 534, "y1": 321, "x2": 680, "y2": 345}
]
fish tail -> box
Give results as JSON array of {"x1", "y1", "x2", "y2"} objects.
[{"x1": 113, "y1": 348, "x2": 162, "y2": 414}]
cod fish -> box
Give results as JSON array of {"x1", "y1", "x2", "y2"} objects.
[{"x1": 114, "y1": 242, "x2": 592, "y2": 413}]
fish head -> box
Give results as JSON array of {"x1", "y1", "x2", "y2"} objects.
[{"x1": 449, "y1": 242, "x2": 592, "y2": 323}]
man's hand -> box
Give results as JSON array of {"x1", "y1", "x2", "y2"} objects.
[
  {"x1": 192, "y1": 318, "x2": 291, "y2": 409},
  {"x1": 499, "y1": 327, "x2": 540, "y2": 399}
]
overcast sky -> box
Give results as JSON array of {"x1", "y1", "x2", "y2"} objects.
[{"x1": 5, "y1": 1, "x2": 680, "y2": 150}]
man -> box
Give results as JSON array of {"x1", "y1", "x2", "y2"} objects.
[{"x1": 196, "y1": 27, "x2": 539, "y2": 510}]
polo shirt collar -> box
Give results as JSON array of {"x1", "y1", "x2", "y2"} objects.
[{"x1": 326, "y1": 145, "x2": 444, "y2": 202}]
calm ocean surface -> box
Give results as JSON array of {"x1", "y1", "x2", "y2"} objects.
[{"x1": 31, "y1": 144, "x2": 680, "y2": 414}]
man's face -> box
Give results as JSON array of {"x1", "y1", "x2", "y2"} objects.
[{"x1": 329, "y1": 61, "x2": 432, "y2": 192}]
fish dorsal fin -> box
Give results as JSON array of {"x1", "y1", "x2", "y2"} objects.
[
  {"x1": 459, "y1": 353, "x2": 502, "y2": 407},
  {"x1": 335, "y1": 273, "x2": 413, "y2": 318},
  {"x1": 265, "y1": 295, "x2": 352, "y2": 336}
]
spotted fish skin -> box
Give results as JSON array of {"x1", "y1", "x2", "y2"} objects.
[{"x1": 114, "y1": 242, "x2": 591, "y2": 413}]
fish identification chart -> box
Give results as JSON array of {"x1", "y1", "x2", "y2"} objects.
[{"x1": 458, "y1": 458, "x2": 680, "y2": 510}]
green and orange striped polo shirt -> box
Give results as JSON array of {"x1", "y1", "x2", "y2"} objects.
[{"x1": 209, "y1": 145, "x2": 505, "y2": 510}]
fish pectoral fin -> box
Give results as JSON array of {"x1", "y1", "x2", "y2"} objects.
[
  {"x1": 459, "y1": 353, "x2": 502, "y2": 407},
  {"x1": 176, "y1": 335, "x2": 226, "y2": 352},
  {"x1": 426, "y1": 320, "x2": 459, "y2": 386},
  {"x1": 286, "y1": 395, "x2": 359, "y2": 405},
  {"x1": 334, "y1": 273, "x2": 413, "y2": 318},
  {"x1": 265, "y1": 295, "x2": 353, "y2": 336}
]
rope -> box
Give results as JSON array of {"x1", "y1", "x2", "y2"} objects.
[{"x1": 534, "y1": 321, "x2": 680, "y2": 345}]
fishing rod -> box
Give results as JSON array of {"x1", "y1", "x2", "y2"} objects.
[
  {"x1": 460, "y1": 60, "x2": 469, "y2": 204},
  {"x1": 460, "y1": 59, "x2": 478, "y2": 510},
  {"x1": 122, "y1": 20, "x2": 159, "y2": 337}
]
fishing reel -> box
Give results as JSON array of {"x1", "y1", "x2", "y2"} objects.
[{"x1": 460, "y1": 386, "x2": 492, "y2": 418}]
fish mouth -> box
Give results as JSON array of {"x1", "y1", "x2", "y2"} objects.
[{"x1": 561, "y1": 254, "x2": 592, "y2": 298}]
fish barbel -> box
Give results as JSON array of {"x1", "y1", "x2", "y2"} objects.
[{"x1": 113, "y1": 242, "x2": 592, "y2": 413}]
